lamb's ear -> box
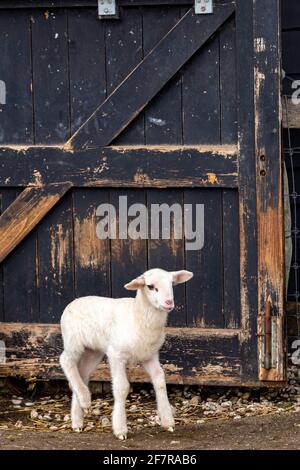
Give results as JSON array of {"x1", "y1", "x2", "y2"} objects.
[
  {"x1": 172, "y1": 270, "x2": 194, "y2": 285},
  {"x1": 124, "y1": 276, "x2": 145, "y2": 291}
]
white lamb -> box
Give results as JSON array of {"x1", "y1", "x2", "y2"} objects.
[{"x1": 60, "y1": 268, "x2": 193, "y2": 440}]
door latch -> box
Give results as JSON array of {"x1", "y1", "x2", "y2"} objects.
[
  {"x1": 98, "y1": 0, "x2": 118, "y2": 19},
  {"x1": 195, "y1": 0, "x2": 213, "y2": 14}
]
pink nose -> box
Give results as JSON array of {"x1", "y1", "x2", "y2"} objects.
[{"x1": 165, "y1": 299, "x2": 174, "y2": 307}]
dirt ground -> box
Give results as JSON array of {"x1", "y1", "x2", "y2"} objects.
[
  {"x1": 0, "y1": 411, "x2": 299, "y2": 450},
  {"x1": 0, "y1": 376, "x2": 300, "y2": 450}
]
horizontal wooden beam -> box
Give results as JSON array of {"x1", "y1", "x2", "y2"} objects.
[
  {"x1": 67, "y1": 3, "x2": 235, "y2": 150},
  {"x1": 0, "y1": 145, "x2": 238, "y2": 188},
  {"x1": 282, "y1": 98, "x2": 300, "y2": 129},
  {"x1": 0, "y1": 322, "x2": 284, "y2": 386},
  {"x1": 0, "y1": 183, "x2": 72, "y2": 263},
  {"x1": 0, "y1": 322, "x2": 243, "y2": 385},
  {"x1": 0, "y1": 0, "x2": 231, "y2": 9}
]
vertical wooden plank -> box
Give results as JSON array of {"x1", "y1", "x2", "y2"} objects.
[
  {"x1": 0, "y1": 10, "x2": 38, "y2": 323},
  {"x1": 38, "y1": 193, "x2": 74, "y2": 323},
  {"x1": 182, "y1": 35, "x2": 220, "y2": 144},
  {"x1": 2, "y1": 189, "x2": 39, "y2": 323},
  {"x1": 147, "y1": 189, "x2": 186, "y2": 327},
  {"x1": 220, "y1": 18, "x2": 237, "y2": 144},
  {"x1": 185, "y1": 189, "x2": 223, "y2": 328},
  {"x1": 219, "y1": 17, "x2": 239, "y2": 328},
  {"x1": 254, "y1": 0, "x2": 284, "y2": 381},
  {"x1": 110, "y1": 189, "x2": 147, "y2": 299},
  {"x1": 73, "y1": 189, "x2": 111, "y2": 298},
  {"x1": 106, "y1": 7, "x2": 144, "y2": 145},
  {"x1": 0, "y1": 11, "x2": 33, "y2": 144},
  {"x1": 143, "y1": 6, "x2": 182, "y2": 145},
  {"x1": 68, "y1": 8, "x2": 106, "y2": 135},
  {"x1": 31, "y1": 9, "x2": 73, "y2": 323},
  {"x1": 222, "y1": 190, "x2": 240, "y2": 328},
  {"x1": 31, "y1": 8, "x2": 70, "y2": 143},
  {"x1": 236, "y1": 0, "x2": 258, "y2": 380}
]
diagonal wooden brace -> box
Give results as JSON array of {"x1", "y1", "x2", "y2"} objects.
[
  {"x1": 0, "y1": 182, "x2": 72, "y2": 263},
  {"x1": 67, "y1": 3, "x2": 235, "y2": 150}
]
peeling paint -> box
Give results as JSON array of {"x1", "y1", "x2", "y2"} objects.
[
  {"x1": 32, "y1": 169, "x2": 43, "y2": 186},
  {"x1": 207, "y1": 172, "x2": 218, "y2": 184},
  {"x1": 254, "y1": 37, "x2": 266, "y2": 53},
  {"x1": 111, "y1": 144, "x2": 237, "y2": 156},
  {"x1": 133, "y1": 168, "x2": 152, "y2": 185},
  {"x1": 50, "y1": 224, "x2": 70, "y2": 282}
]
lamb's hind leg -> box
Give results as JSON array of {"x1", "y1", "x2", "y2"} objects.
[{"x1": 71, "y1": 350, "x2": 104, "y2": 431}]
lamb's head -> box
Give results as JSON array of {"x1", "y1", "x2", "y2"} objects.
[{"x1": 124, "y1": 268, "x2": 193, "y2": 313}]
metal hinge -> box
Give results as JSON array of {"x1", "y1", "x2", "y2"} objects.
[
  {"x1": 195, "y1": 0, "x2": 213, "y2": 14},
  {"x1": 98, "y1": 0, "x2": 119, "y2": 19}
]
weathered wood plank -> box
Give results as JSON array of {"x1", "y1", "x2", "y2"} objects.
[
  {"x1": 254, "y1": 0, "x2": 285, "y2": 381},
  {"x1": 0, "y1": 323, "x2": 243, "y2": 385},
  {"x1": 73, "y1": 189, "x2": 111, "y2": 298},
  {"x1": 182, "y1": 34, "x2": 220, "y2": 144},
  {"x1": 0, "y1": 145, "x2": 238, "y2": 188},
  {"x1": 0, "y1": 0, "x2": 231, "y2": 8},
  {"x1": 110, "y1": 189, "x2": 148, "y2": 298},
  {"x1": 143, "y1": 6, "x2": 183, "y2": 145},
  {"x1": 147, "y1": 189, "x2": 186, "y2": 327},
  {"x1": 0, "y1": 11, "x2": 33, "y2": 144},
  {"x1": 222, "y1": 190, "x2": 240, "y2": 328},
  {"x1": 236, "y1": 0, "x2": 259, "y2": 381},
  {"x1": 68, "y1": 8, "x2": 106, "y2": 135},
  {"x1": 106, "y1": 7, "x2": 144, "y2": 145},
  {"x1": 2, "y1": 190, "x2": 39, "y2": 323},
  {"x1": 220, "y1": 18, "x2": 237, "y2": 144},
  {"x1": 31, "y1": 9, "x2": 70, "y2": 143},
  {"x1": 0, "y1": 183, "x2": 72, "y2": 264},
  {"x1": 185, "y1": 189, "x2": 224, "y2": 328},
  {"x1": 67, "y1": 3, "x2": 235, "y2": 150},
  {"x1": 37, "y1": 192, "x2": 74, "y2": 323}
]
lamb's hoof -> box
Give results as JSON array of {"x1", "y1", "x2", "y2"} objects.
[
  {"x1": 117, "y1": 434, "x2": 127, "y2": 441},
  {"x1": 73, "y1": 427, "x2": 83, "y2": 433},
  {"x1": 166, "y1": 426, "x2": 175, "y2": 433}
]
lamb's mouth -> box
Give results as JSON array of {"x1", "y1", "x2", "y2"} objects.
[{"x1": 160, "y1": 305, "x2": 174, "y2": 313}]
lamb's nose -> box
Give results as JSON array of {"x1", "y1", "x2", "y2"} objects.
[{"x1": 165, "y1": 299, "x2": 174, "y2": 307}]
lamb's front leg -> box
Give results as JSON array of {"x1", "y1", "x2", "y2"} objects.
[
  {"x1": 108, "y1": 356, "x2": 130, "y2": 440},
  {"x1": 143, "y1": 354, "x2": 175, "y2": 432}
]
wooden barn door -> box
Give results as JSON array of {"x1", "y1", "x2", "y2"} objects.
[{"x1": 0, "y1": 0, "x2": 285, "y2": 385}]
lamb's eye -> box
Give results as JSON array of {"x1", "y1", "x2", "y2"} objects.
[{"x1": 147, "y1": 284, "x2": 155, "y2": 291}]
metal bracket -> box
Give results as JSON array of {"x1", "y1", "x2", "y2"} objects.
[
  {"x1": 98, "y1": 0, "x2": 118, "y2": 19},
  {"x1": 195, "y1": 0, "x2": 213, "y2": 14}
]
